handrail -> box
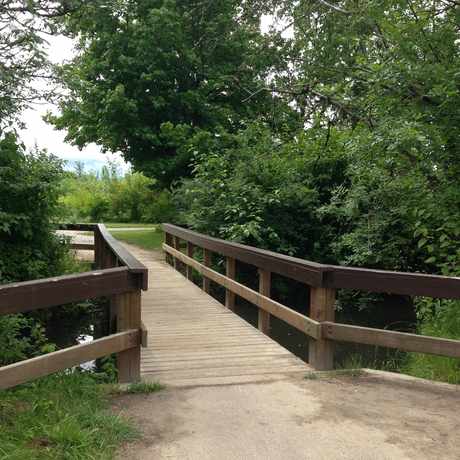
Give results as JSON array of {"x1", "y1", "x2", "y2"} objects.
[
  {"x1": 162, "y1": 223, "x2": 460, "y2": 371},
  {"x1": 0, "y1": 223, "x2": 148, "y2": 390},
  {"x1": 96, "y1": 224, "x2": 148, "y2": 284},
  {"x1": 0, "y1": 267, "x2": 136, "y2": 315},
  {"x1": 58, "y1": 223, "x2": 148, "y2": 289},
  {"x1": 163, "y1": 224, "x2": 460, "y2": 299}
]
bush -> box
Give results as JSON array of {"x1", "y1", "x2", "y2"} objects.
[
  {"x1": 0, "y1": 132, "x2": 69, "y2": 283},
  {"x1": 60, "y1": 165, "x2": 177, "y2": 223}
]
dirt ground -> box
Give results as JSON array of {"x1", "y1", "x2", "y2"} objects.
[{"x1": 112, "y1": 371, "x2": 460, "y2": 460}]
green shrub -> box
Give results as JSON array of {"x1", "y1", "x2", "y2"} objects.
[
  {"x1": 60, "y1": 165, "x2": 176, "y2": 223},
  {"x1": 0, "y1": 132, "x2": 69, "y2": 283}
]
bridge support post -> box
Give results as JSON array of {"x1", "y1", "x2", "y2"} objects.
[
  {"x1": 115, "y1": 290, "x2": 141, "y2": 383},
  {"x1": 258, "y1": 269, "x2": 271, "y2": 334},
  {"x1": 173, "y1": 236, "x2": 181, "y2": 271},
  {"x1": 94, "y1": 228, "x2": 103, "y2": 269},
  {"x1": 225, "y1": 257, "x2": 236, "y2": 311},
  {"x1": 186, "y1": 243, "x2": 195, "y2": 280},
  {"x1": 308, "y1": 287, "x2": 335, "y2": 370},
  {"x1": 203, "y1": 249, "x2": 211, "y2": 293}
]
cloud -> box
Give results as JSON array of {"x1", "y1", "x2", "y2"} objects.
[{"x1": 19, "y1": 34, "x2": 131, "y2": 175}]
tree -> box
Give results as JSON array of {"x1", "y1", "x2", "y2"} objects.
[
  {"x1": 0, "y1": 132, "x2": 67, "y2": 283},
  {"x1": 0, "y1": 1, "x2": 83, "y2": 127},
  {"x1": 48, "y1": 0, "x2": 287, "y2": 186}
]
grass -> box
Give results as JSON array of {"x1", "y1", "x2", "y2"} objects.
[
  {"x1": 112, "y1": 382, "x2": 165, "y2": 395},
  {"x1": 102, "y1": 223, "x2": 158, "y2": 229},
  {"x1": 0, "y1": 372, "x2": 138, "y2": 460},
  {"x1": 110, "y1": 228, "x2": 164, "y2": 251},
  {"x1": 304, "y1": 369, "x2": 365, "y2": 380}
]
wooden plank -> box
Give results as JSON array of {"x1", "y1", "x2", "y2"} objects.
[
  {"x1": 225, "y1": 257, "x2": 236, "y2": 311},
  {"x1": 186, "y1": 242, "x2": 195, "y2": 280},
  {"x1": 116, "y1": 291, "x2": 142, "y2": 383},
  {"x1": 203, "y1": 248, "x2": 211, "y2": 294},
  {"x1": 96, "y1": 225, "x2": 148, "y2": 289},
  {"x1": 162, "y1": 223, "x2": 326, "y2": 286},
  {"x1": 163, "y1": 223, "x2": 460, "y2": 299},
  {"x1": 0, "y1": 267, "x2": 139, "y2": 316},
  {"x1": 173, "y1": 236, "x2": 181, "y2": 271},
  {"x1": 70, "y1": 243, "x2": 95, "y2": 250},
  {"x1": 308, "y1": 287, "x2": 336, "y2": 370},
  {"x1": 57, "y1": 223, "x2": 96, "y2": 232},
  {"x1": 0, "y1": 330, "x2": 139, "y2": 390},
  {"x1": 324, "y1": 265, "x2": 460, "y2": 299},
  {"x1": 258, "y1": 269, "x2": 271, "y2": 335},
  {"x1": 323, "y1": 322, "x2": 460, "y2": 358},
  {"x1": 163, "y1": 243, "x2": 320, "y2": 339}
]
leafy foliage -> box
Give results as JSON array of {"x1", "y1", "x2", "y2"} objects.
[
  {"x1": 0, "y1": 132, "x2": 68, "y2": 283},
  {"x1": 60, "y1": 164, "x2": 176, "y2": 223},
  {"x1": 48, "y1": 0, "x2": 286, "y2": 186},
  {"x1": 0, "y1": 1, "x2": 83, "y2": 127}
]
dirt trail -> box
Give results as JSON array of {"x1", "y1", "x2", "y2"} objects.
[{"x1": 113, "y1": 371, "x2": 460, "y2": 460}]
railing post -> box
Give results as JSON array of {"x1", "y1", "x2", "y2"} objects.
[
  {"x1": 225, "y1": 257, "x2": 236, "y2": 311},
  {"x1": 94, "y1": 228, "x2": 102, "y2": 269},
  {"x1": 164, "y1": 232, "x2": 173, "y2": 266},
  {"x1": 115, "y1": 290, "x2": 141, "y2": 383},
  {"x1": 186, "y1": 242, "x2": 195, "y2": 280},
  {"x1": 308, "y1": 287, "x2": 335, "y2": 370},
  {"x1": 173, "y1": 236, "x2": 181, "y2": 270},
  {"x1": 258, "y1": 269, "x2": 271, "y2": 334},
  {"x1": 203, "y1": 248, "x2": 211, "y2": 293}
]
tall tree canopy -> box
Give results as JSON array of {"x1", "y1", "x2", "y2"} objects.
[
  {"x1": 0, "y1": 1, "x2": 82, "y2": 127},
  {"x1": 49, "y1": 0, "x2": 285, "y2": 186}
]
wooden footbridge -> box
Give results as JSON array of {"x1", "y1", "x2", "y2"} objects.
[{"x1": 1, "y1": 223, "x2": 460, "y2": 390}]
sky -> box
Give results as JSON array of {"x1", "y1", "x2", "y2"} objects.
[{"x1": 19, "y1": 35, "x2": 130, "y2": 174}]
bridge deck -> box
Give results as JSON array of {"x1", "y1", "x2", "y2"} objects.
[{"x1": 124, "y1": 245, "x2": 311, "y2": 387}]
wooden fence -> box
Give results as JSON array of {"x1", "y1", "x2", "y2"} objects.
[
  {"x1": 163, "y1": 223, "x2": 460, "y2": 371},
  {"x1": 0, "y1": 224, "x2": 148, "y2": 390}
]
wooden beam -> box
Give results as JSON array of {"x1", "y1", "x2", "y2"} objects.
[
  {"x1": 162, "y1": 223, "x2": 326, "y2": 287},
  {"x1": 140, "y1": 321, "x2": 148, "y2": 348},
  {"x1": 163, "y1": 243, "x2": 320, "y2": 339},
  {"x1": 203, "y1": 248, "x2": 211, "y2": 294},
  {"x1": 308, "y1": 287, "x2": 336, "y2": 370},
  {"x1": 323, "y1": 322, "x2": 460, "y2": 358},
  {"x1": 0, "y1": 268, "x2": 140, "y2": 316},
  {"x1": 116, "y1": 291, "x2": 142, "y2": 383},
  {"x1": 186, "y1": 242, "x2": 195, "y2": 280},
  {"x1": 162, "y1": 223, "x2": 460, "y2": 299},
  {"x1": 96, "y1": 224, "x2": 148, "y2": 289},
  {"x1": 173, "y1": 236, "x2": 181, "y2": 270},
  {"x1": 0, "y1": 330, "x2": 139, "y2": 390},
  {"x1": 57, "y1": 223, "x2": 96, "y2": 232},
  {"x1": 323, "y1": 265, "x2": 460, "y2": 299},
  {"x1": 70, "y1": 243, "x2": 95, "y2": 250},
  {"x1": 258, "y1": 269, "x2": 271, "y2": 335},
  {"x1": 225, "y1": 257, "x2": 236, "y2": 311}
]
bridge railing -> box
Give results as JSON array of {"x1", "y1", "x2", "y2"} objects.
[
  {"x1": 162, "y1": 224, "x2": 460, "y2": 371},
  {"x1": 0, "y1": 224, "x2": 148, "y2": 390}
]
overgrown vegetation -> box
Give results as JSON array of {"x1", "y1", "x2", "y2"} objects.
[
  {"x1": 60, "y1": 163, "x2": 176, "y2": 223},
  {"x1": 0, "y1": 372, "x2": 138, "y2": 460}
]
